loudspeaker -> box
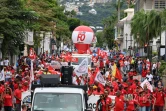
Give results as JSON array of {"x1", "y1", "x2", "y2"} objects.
[
  {"x1": 40, "y1": 74, "x2": 60, "y2": 85},
  {"x1": 61, "y1": 66, "x2": 73, "y2": 85}
]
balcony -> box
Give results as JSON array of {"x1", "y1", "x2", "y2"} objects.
[{"x1": 117, "y1": 34, "x2": 123, "y2": 41}]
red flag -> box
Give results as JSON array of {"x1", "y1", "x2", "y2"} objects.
[
  {"x1": 47, "y1": 65, "x2": 54, "y2": 71},
  {"x1": 71, "y1": 57, "x2": 78, "y2": 62},
  {"x1": 115, "y1": 68, "x2": 122, "y2": 82}
]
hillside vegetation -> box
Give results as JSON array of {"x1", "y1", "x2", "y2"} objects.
[{"x1": 76, "y1": 3, "x2": 115, "y2": 26}]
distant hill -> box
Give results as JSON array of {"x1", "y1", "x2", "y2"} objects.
[
  {"x1": 60, "y1": 0, "x2": 127, "y2": 27},
  {"x1": 76, "y1": 3, "x2": 116, "y2": 27}
]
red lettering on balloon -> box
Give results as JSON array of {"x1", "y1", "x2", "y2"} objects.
[{"x1": 77, "y1": 32, "x2": 86, "y2": 42}]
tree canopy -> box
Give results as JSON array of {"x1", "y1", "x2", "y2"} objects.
[
  {"x1": 0, "y1": 0, "x2": 86, "y2": 57},
  {"x1": 131, "y1": 10, "x2": 162, "y2": 46}
]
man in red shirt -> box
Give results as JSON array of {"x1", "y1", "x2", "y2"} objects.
[
  {"x1": 113, "y1": 90, "x2": 125, "y2": 111},
  {"x1": 104, "y1": 90, "x2": 112, "y2": 111},
  {"x1": 14, "y1": 84, "x2": 23, "y2": 111}
]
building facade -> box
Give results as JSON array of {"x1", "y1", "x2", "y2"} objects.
[
  {"x1": 135, "y1": 0, "x2": 166, "y2": 55},
  {"x1": 135, "y1": 0, "x2": 166, "y2": 12},
  {"x1": 116, "y1": 8, "x2": 135, "y2": 55}
]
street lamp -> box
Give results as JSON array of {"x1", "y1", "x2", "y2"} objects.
[
  {"x1": 0, "y1": 34, "x2": 4, "y2": 58},
  {"x1": 130, "y1": 34, "x2": 132, "y2": 56},
  {"x1": 156, "y1": 39, "x2": 160, "y2": 60},
  {"x1": 125, "y1": 33, "x2": 128, "y2": 53},
  {"x1": 156, "y1": 39, "x2": 160, "y2": 74},
  {"x1": 149, "y1": 40, "x2": 153, "y2": 73}
]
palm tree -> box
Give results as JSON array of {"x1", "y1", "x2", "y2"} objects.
[{"x1": 131, "y1": 10, "x2": 162, "y2": 46}]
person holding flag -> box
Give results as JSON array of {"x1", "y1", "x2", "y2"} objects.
[{"x1": 111, "y1": 59, "x2": 122, "y2": 82}]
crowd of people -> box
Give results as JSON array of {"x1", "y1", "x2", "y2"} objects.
[
  {"x1": 87, "y1": 51, "x2": 165, "y2": 111},
  {"x1": 0, "y1": 49, "x2": 164, "y2": 111}
]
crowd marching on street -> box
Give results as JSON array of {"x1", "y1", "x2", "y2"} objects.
[{"x1": 0, "y1": 48, "x2": 164, "y2": 111}]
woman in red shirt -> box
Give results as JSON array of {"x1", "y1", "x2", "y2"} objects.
[
  {"x1": 3, "y1": 87, "x2": 13, "y2": 111},
  {"x1": 126, "y1": 95, "x2": 139, "y2": 111},
  {"x1": 138, "y1": 90, "x2": 146, "y2": 111},
  {"x1": 154, "y1": 88, "x2": 165, "y2": 111}
]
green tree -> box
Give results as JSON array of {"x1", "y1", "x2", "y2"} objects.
[
  {"x1": 0, "y1": 0, "x2": 29, "y2": 57},
  {"x1": 24, "y1": 0, "x2": 70, "y2": 49},
  {"x1": 96, "y1": 32, "x2": 104, "y2": 47},
  {"x1": 131, "y1": 10, "x2": 161, "y2": 46},
  {"x1": 102, "y1": 14, "x2": 117, "y2": 49},
  {"x1": 67, "y1": 18, "x2": 81, "y2": 32}
]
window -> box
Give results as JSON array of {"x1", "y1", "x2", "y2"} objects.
[
  {"x1": 154, "y1": 0, "x2": 166, "y2": 9},
  {"x1": 33, "y1": 93, "x2": 82, "y2": 111}
]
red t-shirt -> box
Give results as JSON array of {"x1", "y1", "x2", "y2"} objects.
[
  {"x1": 93, "y1": 90, "x2": 103, "y2": 95},
  {"x1": 106, "y1": 97, "x2": 112, "y2": 110},
  {"x1": 105, "y1": 96, "x2": 112, "y2": 105},
  {"x1": 14, "y1": 83, "x2": 18, "y2": 90},
  {"x1": 112, "y1": 81, "x2": 118, "y2": 92},
  {"x1": 119, "y1": 60, "x2": 124, "y2": 67},
  {"x1": 98, "y1": 84, "x2": 104, "y2": 93},
  {"x1": 131, "y1": 83, "x2": 137, "y2": 91},
  {"x1": 87, "y1": 90, "x2": 93, "y2": 95},
  {"x1": 121, "y1": 89, "x2": 127, "y2": 95},
  {"x1": 155, "y1": 91, "x2": 165, "y2": 106},
  {"x1": 105, "y1": 87, "x2": 111, "y2": 92},
  {"x1": 126, "y1": 100, "x2": 137, "y2": 111},
  {"x1": 4, "y1": 94, "x2": 12, "y2": 106},
  {"x1": 128, "y1": 86, "x2": 133, "y2": 94},
  {"x1": 92, "y1": 56, "x2": 98, "y2": 63},
  {"x1": 14, "y1": 89, "x2": 22, "y2": 104},
  {"x1": 109, "y1": 90, "x2": 115, "y2": 96},
  {"x1": 0, "y1": 86, "x2": 4, "y2": 94},
  {"x1": 99, "y1": 61, "x2": 104, "y2": 68},
  {"x1": 144, "y1": 93, "x2": 150, "y2": 106},
  {"x1": 23, "y1": 86, "x2": 28, "y2": 91},
  {"x1": 138, "y1": 96, "x2": 146, "y2": 107},
  {"x1": 133, "y1": 92, "x2": 139, "y2": 101},
  {"x1": 142, "y1": 69, "x2": 147, "y2": 77},
  {"x1": 114, "y1": 96, "x2": 124, "y2": 111}
]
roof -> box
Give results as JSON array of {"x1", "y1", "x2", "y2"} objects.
[
  {"x1": 120, "y1": 13, "x2": 134, "y2": 22},
  {"x1": 117, "y1": 8, "x2": 134, "y2": 27},
  {"x1": 34, "y1": 87, "x2": 84, "y2": 94},
  {"x1": 124, "y1": 8, "x2": 134, "y2": 13}
]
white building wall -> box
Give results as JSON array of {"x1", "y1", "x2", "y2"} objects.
[
  {"x1": 121, "y1": 23, "x2": 134, "y2": 55},
  {"x1": 38, "y1": 32, "x2": 52, "y2": 55},
  {"x1": 161, "y1": 31, "x2": 165, "y2": 46},
  {"x1": 146, "y1": 0, "x2": 153, "y2": 10}
]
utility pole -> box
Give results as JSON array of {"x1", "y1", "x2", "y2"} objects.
[
  {"x1": 43, "y1": 32, "x2": 45, "y2": 54},
  {"x1": 117, "y1": 0, "x2": 121, "y2": 42},
  {"x1": 117, "y1": 0, "x2": 121, "y2": 21}
]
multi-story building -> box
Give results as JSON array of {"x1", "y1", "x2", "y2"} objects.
[
  {"x1": 135, "y1": 0, "x2": 166, "y2": 12},
  {"x1": 116, "y1": 8, "x2": 135, "y2": 55},
  {"x1": 135, "y1": 0, "x2": 166, "y2": 55}
]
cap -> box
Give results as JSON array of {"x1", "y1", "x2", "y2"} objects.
[{"x1": 93, "y1": 85, "x2": 97, "y2": 89}]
